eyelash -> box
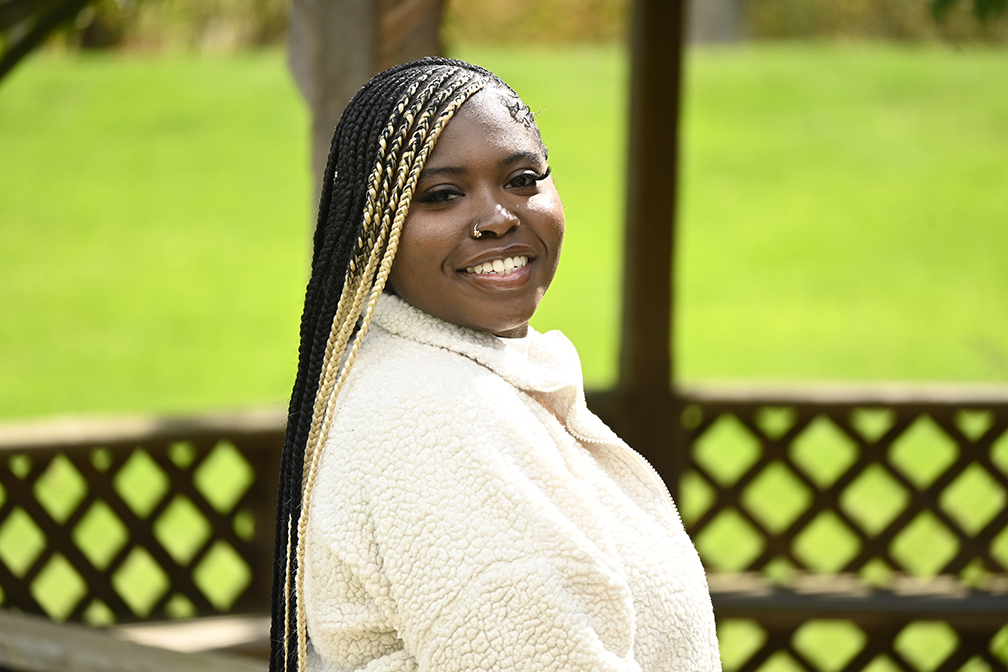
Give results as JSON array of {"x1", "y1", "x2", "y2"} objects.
[
  {"x1": 416, "y1": 187, "x2": 461, "y2": 204},
  {"x1": 511, "y1": 166, "x2": 551, "y2": 188},
  {"x1": 415, "y1": 166, "x2": 551, "y2": 204}
]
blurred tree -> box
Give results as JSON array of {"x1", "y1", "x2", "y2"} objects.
[
  {"x1": 73, "y1": 0, "x2": 137, "y2": 49},
  {"x1": 3, "y1": 0, "x2": 1008, "y2": 86},
  {"x1": 442, "y1": 0, "x2": 629, "y2": 45},
  {"x1": 933, "y1": 0, "x2": 1007, "y2": 20},
  {"x1": 289, "y1": 0, "x2": 445, "y2": 186},
  {"x1": 1, "y1": 0, "x2": 91, "y2": 79},
  {"x1": 748, "y1": 0, "x2": 1008, "y2": 40}
]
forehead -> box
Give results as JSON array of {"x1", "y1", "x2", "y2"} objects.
[{"x1": 429, "y1": 87, "x2": 544, "y2": 161}]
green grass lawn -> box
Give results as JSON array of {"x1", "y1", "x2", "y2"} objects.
[
  {"x1": 0, "y1": 51, "x2": 310, "y2": 420},
  {"x1": 1, "y1": 43, "x2": 1007, "y2": 422}
]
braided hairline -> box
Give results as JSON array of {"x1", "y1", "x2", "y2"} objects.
[
  {"x1": 274, "y1": 68, "x2": 427, "y2": 672},
  {"x1": 277, "y1": 69, "x2": 428, "y2": 670},
  {"x1": 349, "y1": 72, "x2": 439, "y2": 269},
  {"x1": 294, "y1": 76, "x2": 487, "y2": 672},
  {"x1": 302, "y1": 76, "x2": 488, "y2": 540},
  {"x1": 303, "y1": 69, "x2": 471, "y2": 470},
  {"x1": 303, "y1": 73, "x2": 441, "y2": 465},
  {"x1": 349, "y1": 70, "x2": 463, "y2": 285},
  {"x1": 275, "y1": 62, "x2": 491, "y2": 672}
]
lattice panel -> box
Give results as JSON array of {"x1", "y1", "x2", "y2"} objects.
[
  {"x1": 0, "y1": 421, "x2": 281, "y2": 624},
  {"x1": 718, "y1": 618, "x2": 1008, "y2": 672},
  {"x1": 678, "y1": 399, "x2": 1008, "y2": 585}
]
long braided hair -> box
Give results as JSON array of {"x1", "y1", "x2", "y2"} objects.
[{"x1": 269, "y1": 57, "x2": 524, "y2": 672}]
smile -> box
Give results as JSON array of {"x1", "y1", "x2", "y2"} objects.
[{"x1": 464, "y1": 256, "x2": 529, "y2": 277}]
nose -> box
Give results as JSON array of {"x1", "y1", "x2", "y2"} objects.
[{"x1": 472, "y1": 202, "x2": 520, "y2": 239}]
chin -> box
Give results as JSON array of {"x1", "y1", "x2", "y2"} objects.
[
  {"x1": 491, "y1": 325, "x2": 530, "y2": 338},
  {"x1": 479, "y1": 307, "x2": 538, "y2": 337}
]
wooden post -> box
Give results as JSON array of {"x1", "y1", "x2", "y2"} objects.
[
  {"x1": 288, "y1": 0, "x2": 446, "y2": 189},
  {"x1": 617, "y1": 0, "x2": 686, "y2": 488}
]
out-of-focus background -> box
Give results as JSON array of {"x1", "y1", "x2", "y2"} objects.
[
  {"x1": 2, "y1": 0, "x2": 1006, "y2": 421},
  {"x1": 1, "y1": 2, "x2": 1007, "y2": 672}
]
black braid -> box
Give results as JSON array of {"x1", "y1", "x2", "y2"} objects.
[{"x1": 271, "y1": 57, "x2": 550, "y2": 672}]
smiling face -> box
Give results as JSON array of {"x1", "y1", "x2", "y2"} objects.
[{"x1": 388, "y1": 86, "x2": 565, "y2": 338}]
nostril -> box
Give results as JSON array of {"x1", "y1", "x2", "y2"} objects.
[{"x1": 476, "y1": 204, "x2": 520, "y2": 237}]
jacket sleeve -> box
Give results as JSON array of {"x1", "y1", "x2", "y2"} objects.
[{"x1": 303, "y1": 355, "x2": 644, "y2": 672}]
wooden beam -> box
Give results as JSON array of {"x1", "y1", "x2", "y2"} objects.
[
  {"x1": 709, "y1": 573, "x2": 1008, "y2": 631},
  {"x1": 619, "y1": 0, "x2": 685, "y2": 395},
  {"x1": 288, "y1": 0, "x2": 380, "y2": 186},
  {"x1": 0, "y1": 610, "x2": 264, "y2": 672},
  {"x1": 614, "y1": 0, "x2": 687, "y2": 482}
]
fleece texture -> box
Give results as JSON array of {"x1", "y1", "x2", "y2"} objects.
[{"x1": 304, "y1": 295, "x2": 720, "y2": 672}]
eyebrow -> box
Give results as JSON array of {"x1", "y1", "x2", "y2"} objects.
[{"x1": 418, "y1": 150, "x2": 546, "y2": 181}]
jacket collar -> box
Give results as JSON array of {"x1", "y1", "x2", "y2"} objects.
[{"x1": 370, "y1": 294, "x2": 623, "y2": 447}]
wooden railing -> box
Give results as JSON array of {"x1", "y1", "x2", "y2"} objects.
[
  {"x1": 0, "y1": 409, "x2": 283, "y2": 625},
  {"x1": 667, "y1": 385, "x2": 1008, "y2": 672},
  {"x1": 1, "y1": 386, "x2": 1006, "y2": 672}
]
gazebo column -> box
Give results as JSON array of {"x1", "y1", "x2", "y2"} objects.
[
  {"x1": 616, "y1": 0, "x2": 687, "y2": 491},
  {"x1": 288, "y1": 0, "x2": 446, "y2": 188}
]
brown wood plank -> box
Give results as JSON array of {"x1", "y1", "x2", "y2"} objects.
[
  {"x1": 0, "y1": 408, "x2": 285, "y2": 453},
  {"x1": 709, "y1": 574, "x2": 1008, "y2": 631},
  {"x1": 0, "y1": 610, "x2": 264, "y2": 672},
  {"x1": 679, "y1": 382, "x2": 1008, "y2": 407}
]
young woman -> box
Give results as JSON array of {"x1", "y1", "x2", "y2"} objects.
[{"x1": 271, "y1": 57, "x2": 720, "y2": 672}]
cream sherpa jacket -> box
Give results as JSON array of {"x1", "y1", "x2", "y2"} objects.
[{"x1": 304, "y1": 295, "x2": 720, "y2": 672}]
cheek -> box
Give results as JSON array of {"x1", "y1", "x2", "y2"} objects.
[
  {"x1": 388, "y1": 225, "x2": 417, "y2": 292},
  {"x1": 553, "y1": 206, "x2": 566, "y2": 242},
  {"x1": 532, "y1": 195, "x2": 566, "y2": 249},
  {"x1": 390, "y1": 218, "x2": 450, "y2": 291}
]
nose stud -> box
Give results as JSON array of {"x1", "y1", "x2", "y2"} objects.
[{"x1": 472, "y1": 221, "x2": 484, "y2": 239}]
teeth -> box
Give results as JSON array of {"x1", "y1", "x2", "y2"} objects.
[{"x1": 465, "y1": 256, "x2": 528, "y2": 276}]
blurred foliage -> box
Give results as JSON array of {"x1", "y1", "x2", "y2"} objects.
[
  {"x1": 442, "y1": 0, "x2": 630, "y2": 45},
  {"x1": 57, "y1": 0, "x2": 287, "y2": 51},
  {"x1": 747, "y1": 0, "x2": 1008, "y2": 41},
  {"x1": 445, "y1": 0, "x2": 1007, "y2": 45},
  {"x1": 933, "y1": 0, "x2": 1008, "y2": 21},
  {"x1": 70, "y1": 0, "x2": 135, "y2": 49},
  {"x1": 38, "y1": 0, "x2": 1008, "y2": 53}
]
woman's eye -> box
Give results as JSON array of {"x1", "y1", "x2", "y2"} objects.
[
  {"x1": 417, "y1": 187, "x2": 461, "y2": 204},
  {"x1": 508, "y1": 166, "x2": 551, "y2": 189}
]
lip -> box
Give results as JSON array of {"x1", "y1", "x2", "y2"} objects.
[{"x1": 454, "y1": 244, "x2": 537, "y2": 289}]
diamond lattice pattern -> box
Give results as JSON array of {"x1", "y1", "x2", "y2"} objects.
[
  {"x1": 0, "y1": 435, "x2": 268, "y2": 623},
  {"x1": 682, "y1": 404, "x2": 1008, "y2": 580}
]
